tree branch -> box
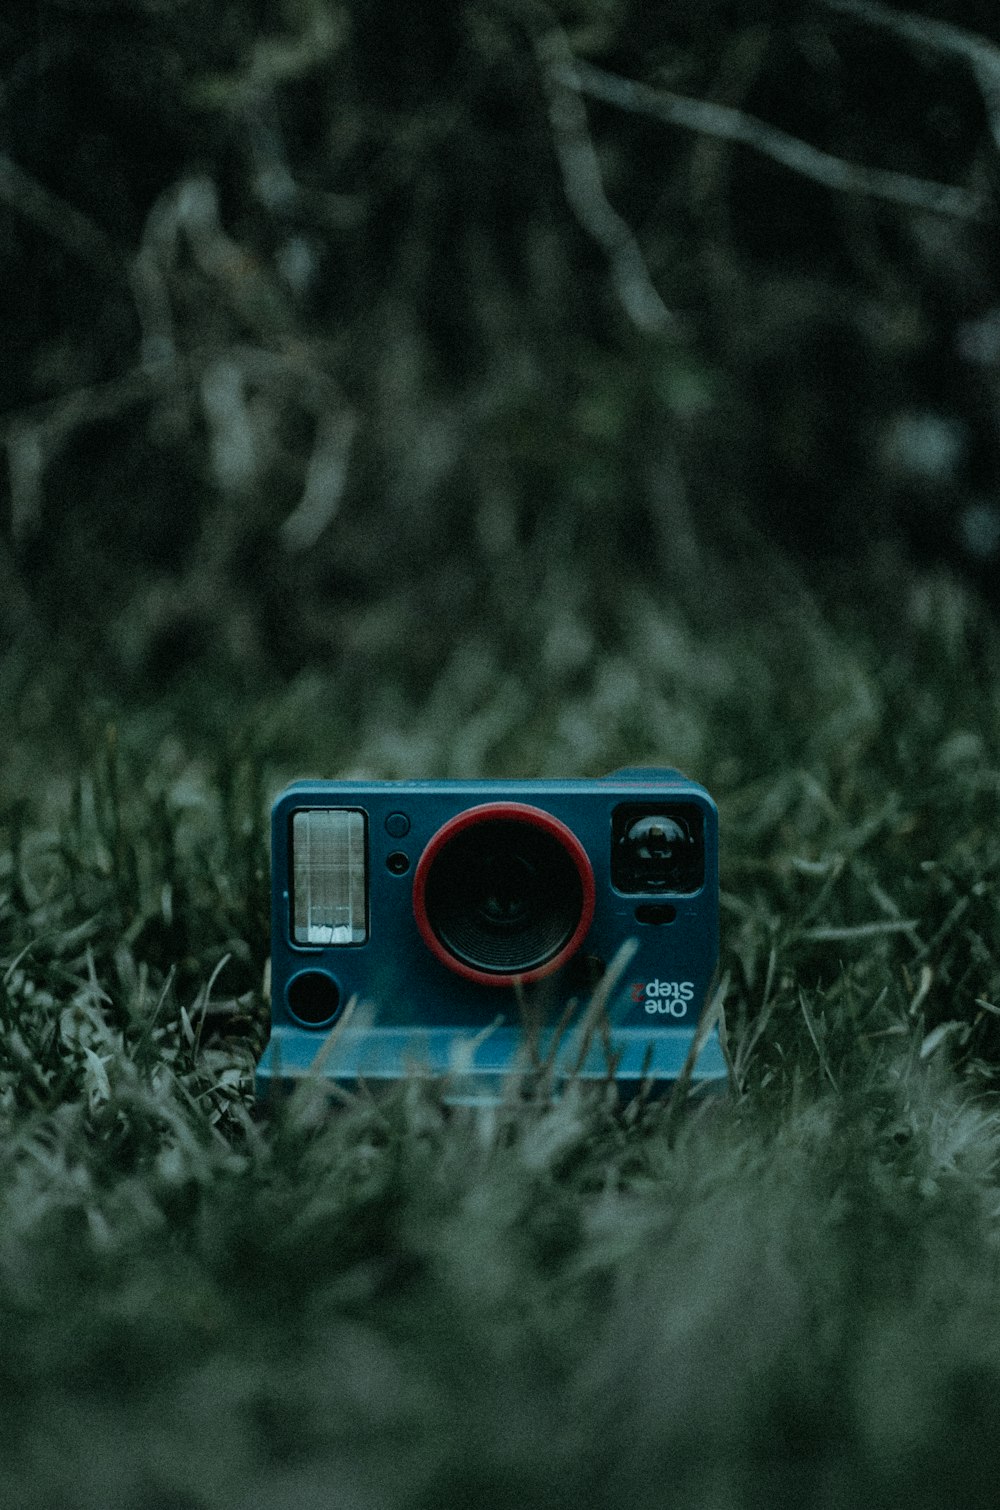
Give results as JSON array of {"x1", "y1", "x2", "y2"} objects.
[
  {"x1": 824, "y1": 0, "x2": 1000, "y2": 158},
  {"x1": 535, "y1": 29, "x2": 676, "y2": 335},
  {"x1": 554, "y1": 57, "x2": 989, "y2": 222},
  {"x1": 3, "y1": 370, "x2": 161, "y2": 540},
  {"x1": 0, "y1": 152, "x2": 123, "y2": 271}
]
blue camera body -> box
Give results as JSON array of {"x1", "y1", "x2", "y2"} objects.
[{"x1": 256, "y1": 768, "x2": 724, "y2": 1102}]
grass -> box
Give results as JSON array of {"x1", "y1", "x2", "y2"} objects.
[{"x1": 3, "y1": 563, "x2": 1000, "y2": 1507}]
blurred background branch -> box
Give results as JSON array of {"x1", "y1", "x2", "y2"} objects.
[
  {"x1": 560, "y1": 57, "x2": 989, "y2": 221},
  {"x1": 0, "y1": 149, "x2": 125, "y2": 266},
  {"x1": 534, "y1": 23, "x2": 676, "y2": 334},
  {"x1": 826, "y1": 0, "x2": 1000, "y2": 155},
  {"x1": 0, "y1": 0, "x2": 998, "y2": 703}
]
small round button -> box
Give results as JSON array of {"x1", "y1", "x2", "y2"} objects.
[
  {"x1": 286, "y1": 970, "x2": 341, "y2": 1027},
  {"x1": 385, "y1": 812, "x2": 410, "y2": 838}
]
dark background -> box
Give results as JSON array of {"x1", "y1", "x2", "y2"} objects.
[{"x1": 2, "y1": 0, "x2": 999, "y2": 719}]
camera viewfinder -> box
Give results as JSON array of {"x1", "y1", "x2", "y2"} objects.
[{"x1": 611, "y1": 805, "x2": 704, "y2": 894}]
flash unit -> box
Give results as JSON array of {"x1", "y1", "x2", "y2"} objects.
[{"x1": 292, "y1": 808, "x2": 367, "y2": 944}]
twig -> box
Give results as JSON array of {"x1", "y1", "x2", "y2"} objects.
[
  {"x1": 281, "y1": 408, "x2": 358, "y2": 552},
  {"x1": 555, "y1": 58, "x2": 989, "y2": 222},
  {"x1": 825, "y1": 0, "x2": 1000, "y2": 157},
  {"x1": 534, "y1": 29, "x2": 676, "y2": 334},
  {"x1": 0, "y1": 152, "x2": 123, "y2": 271},
  {"x1": 0, "y1": 367, "x2": 161, "y2": 444},
  {"x1": 130, "y1": 187, "x2": 185, "y2": 372},
  {"x1": 0, "y1": 529, "x2": 43, "y2": 645},
  {"x1": 2, "y1": 369, "x2": 163, "y2": 540}
]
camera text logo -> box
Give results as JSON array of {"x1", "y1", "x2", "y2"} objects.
[{"x1": 630, "y1": 979, "x2": 695, "y2": 1017}]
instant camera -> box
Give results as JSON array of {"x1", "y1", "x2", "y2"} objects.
[{"x1": 256, "y1": 768, "x2": 724, "y2": 1102}]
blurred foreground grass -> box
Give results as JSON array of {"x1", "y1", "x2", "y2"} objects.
[{"x1": 3, "y1": 564, "x2": 1000, "y2": 1508}]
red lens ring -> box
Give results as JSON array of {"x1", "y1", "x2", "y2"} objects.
[{"x1": 412, "y1": 802, "x2": 596, "y2": 986}]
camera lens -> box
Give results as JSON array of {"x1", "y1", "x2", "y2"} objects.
[
  {"x1": 414, "y1": 805, "x2": 595, "y2": 984},
  {"x1": 428, "y1": 822, "x2": 579, "y2": 972}
]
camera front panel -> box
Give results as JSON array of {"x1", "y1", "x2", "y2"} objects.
[{"x1": 259, "y1": 772, "x2": 722, "y2": 1096}]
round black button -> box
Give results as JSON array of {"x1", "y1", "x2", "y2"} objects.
[
  {"x1": 286, "y1": 970, "x2": 341, "y2": 1027},
  {"x1": 385, "y1": 812, "x2": 410, "y2": 838}
]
